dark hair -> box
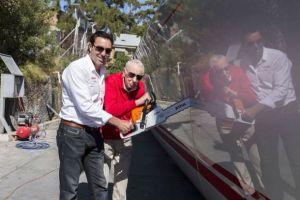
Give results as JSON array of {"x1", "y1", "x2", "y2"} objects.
[
  {"x1": 89, "y1": 31, "x2": 114, "y2": 46},
  {"x1": 240, "y1": 15, "x2": 265, "y2": 38}
]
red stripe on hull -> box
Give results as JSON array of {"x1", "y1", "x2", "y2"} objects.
[
  {"x1": 156, "y1": 126, "x2": 245, "y2": 200},
  {"x1": 156, "y1": 126, "x2": 269, "y2": 200}
]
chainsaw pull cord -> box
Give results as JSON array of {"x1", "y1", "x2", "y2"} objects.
[{"x1": 140, "y1": 99, "x2": 149, "y2": 129}]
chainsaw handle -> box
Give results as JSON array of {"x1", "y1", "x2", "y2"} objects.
[
  {"x1": 120, "y1": 124, "x2": 138, "y2": 138},
  {"x1": 150, "y1": 91, "x2": 156, "y2": 105},
  {"x1": 131, "y1": 124, "x2": 138, "y2": 132},
  {"x1": 140, "y1": 99, "x2": 149, "y2": 129},
  {"x1": 138, "y1": 91, "x2": 156, "y2": 129}
]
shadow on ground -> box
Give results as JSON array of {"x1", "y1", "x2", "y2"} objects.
[
  {"x1": 78, "y1": 131, "x2": 205, "y2": 200},
  {"x1": 127, "y1": 131, "x2": 205, "y2": 200}
]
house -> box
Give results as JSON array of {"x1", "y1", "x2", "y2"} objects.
[{"x1": 112, "y1": 34, "x2": 141, "y2": 59}]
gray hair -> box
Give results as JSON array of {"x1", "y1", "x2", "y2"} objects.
[
  {"x1": 125, "y1": 59, "x2": 144, "y2": 69},
  {"x1": 209, "y1": 54, "x2": 226, "y2": 68}
]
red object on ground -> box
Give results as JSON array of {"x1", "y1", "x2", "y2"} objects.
[{"x1": 16, "y1": 125, "x2": 39, "y2": 139}]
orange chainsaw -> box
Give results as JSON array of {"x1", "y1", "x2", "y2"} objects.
[{"x1": 120, "y1": 93, "x2": 192, "y2": 139}]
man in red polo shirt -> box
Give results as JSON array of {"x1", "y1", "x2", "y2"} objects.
[
  {"x1": 202, "y1": 54, "x2": 257, "y2": 114},
  {"x1": 102, "y1": 59, "x2": 151, "y2": 200},
  {"x1": 201, "y1": 54, "x2": 263, "y2": 197}
]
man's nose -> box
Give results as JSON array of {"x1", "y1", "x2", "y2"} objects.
[
  {"x1": 100, "y1": 50, "x2": 107, "y2": 56},
  {"x1": 132, "y1": 76, "x2": 138, "y2": 82},
  {"x1": 254, "y1": 42, "x2": 259, "y2": 48}
]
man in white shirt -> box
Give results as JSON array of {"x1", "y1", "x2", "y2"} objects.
[
  {"x1": 240, "y1": 30, "x2": 300, "y2": 200},
  {"x1": 57, "y1": 30, "x2": 133, "y2": 200}
]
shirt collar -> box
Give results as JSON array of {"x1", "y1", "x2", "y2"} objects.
[
  {"x1": 257, "y1": 46, "x2": 267, "y2": 65},
  {"x1": 262, "y1": 47, "x2": 267, "y2": 60},
  {"x1": 247, "y1": 46, "x2": 267, "y2": 70}
]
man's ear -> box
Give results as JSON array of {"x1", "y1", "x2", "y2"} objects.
[
  {"x1": 122, "y1": 68, "x2": 127, "y2": 76},
  {"x1": 87, "y1": 43, "x2": 92, "y2": 53}
]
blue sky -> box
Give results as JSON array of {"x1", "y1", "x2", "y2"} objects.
[
  {"x1": 57, "y1": 0, "x2": 152, "y2": 15},
  {"x1": 123, "y1": 0, "x2": 151, "y2": 14}
]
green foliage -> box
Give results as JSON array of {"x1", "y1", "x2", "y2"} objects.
[
  {"x1": 107, "y1": 52, "x2": 129, "y2": 74},
  {"x1": 80, "y1": 0, "x2": 158, "y2": 35},
  {"x1": 56, "y1": 54, "x2": 78, "y2": 72},
  {"x1": 56, "y1": 11, "x2": 76, "y2": 36},
  {"x1": 0, "y1": 0, "x2": 158, "y2": 83},
  {"x1": 0, "y1": 0, "x2": 54, "y2": 65},
  {"x1": 21, "y1": 62, "x2": 49, "y2": 85},
  {"x1": 0, "y1": 0, "x2": 66, "y2": 83},
  {"x1": 35, "y1": 46, "x2": 63, "y2": 73}
]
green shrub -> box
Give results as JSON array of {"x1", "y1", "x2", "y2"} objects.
[{"x1": 21, "y1": 62, "x2": 49, "y2": 85}]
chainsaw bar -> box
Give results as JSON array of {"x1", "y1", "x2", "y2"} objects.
[{"x1": 120, "y1": 98, "x2": 192, "y2": 139}]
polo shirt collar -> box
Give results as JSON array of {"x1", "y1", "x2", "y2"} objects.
[{"x1": 257, "y1": 46, "x2": 267, "y2": 65}]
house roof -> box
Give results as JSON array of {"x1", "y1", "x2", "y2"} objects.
[{"x1": 114, "y1": 34, "x2": 141, "y2": 48}]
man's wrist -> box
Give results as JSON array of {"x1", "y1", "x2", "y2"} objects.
[
  {"x1": 252, "y1": 103, "x2": 265, "y2": 116},
  {"x1": 107, "y1": 117, "x2": 119, "y2": 126}
]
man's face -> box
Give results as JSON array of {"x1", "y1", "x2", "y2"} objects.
[
  {"x1": 123, "y1": 64, "x2": 145, "y2": 91},
  {"x1": 89, "y1": 37, "x2": 112, "y2": 69},
  {"x1": 213, "y1": 56, "x2": 228, "y2": 71},
  {"x1": 244, "y1": 31, "x2": 263, "y2": 65}
]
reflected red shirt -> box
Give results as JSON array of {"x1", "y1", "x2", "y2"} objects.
[
  {"x1": 102, "y1": 73, "x2": 145, "y2": 140},
  {"x1": 201, "y1": 65, "x2": 257, "y2": 107}
]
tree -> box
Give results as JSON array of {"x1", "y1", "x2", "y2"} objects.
[
  {"x1": 107, "y1": 52, "x2": 129, "y2": 73},
  {"x1": 0, "y1": 0, "x2": 54, "y2": 68},
  {"x1": 56, "y1": 10, "x2": 77, "y2": 38},
  {"x1": 80, "y1": 0, "x2": 159, "y2": 35}
]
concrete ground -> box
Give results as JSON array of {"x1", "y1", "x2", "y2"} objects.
[{"x1": 0, "y1": 119, "x2": 204, "y2": 200}]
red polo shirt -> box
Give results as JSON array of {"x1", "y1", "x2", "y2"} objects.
[
  {"x1": 102, "y1": 73, "x2": 145, "y2": 139},
  {"x1": 201, "y1": 65, "x2": 257, "y2": 107}
]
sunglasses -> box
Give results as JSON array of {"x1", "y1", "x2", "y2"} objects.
[
  {"x1": 93, "y1": 45, "x2": 112, "y2": 55},
  {"x1": 126, "y1": 72, "x2": 144, "y2": 80},
  {"x1": 245, "y1": 39, "x2": 263, "y2": 47}
]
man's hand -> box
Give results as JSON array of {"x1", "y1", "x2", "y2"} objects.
[
  {"x1": 108, "y1": 117, "x2": 134, "y2": 133},
  {"x1": 223, "y1": 86, "x2": 237, "y2": 97},
  {"x1": 135, "y1": 92, "x2": 152, "y2": 106},
  {"x1": 242, "y1": 103, "x2": 265, "y2": 121}
]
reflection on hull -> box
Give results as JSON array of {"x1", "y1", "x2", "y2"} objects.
[
  {"x1": 153, "y1": 126, "x2": 248, "y2": 200},
  {"x1": 151, "y1": 105, "x2": 267, "y2": 199},
  {"x1": 135, "y1": 1, "x2": 300, "y2": 199}
]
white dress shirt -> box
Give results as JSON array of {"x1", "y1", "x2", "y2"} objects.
[
  {"x1": 245, "y1": 47, "x2": 296, "y2": 109},
  {"x1": 59, "y1": 55, "x2": 112, "y2": 127}
]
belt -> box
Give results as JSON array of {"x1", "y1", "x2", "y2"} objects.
[{"x1": 61, "y1": 119, "x2": 99, "y2": 133}]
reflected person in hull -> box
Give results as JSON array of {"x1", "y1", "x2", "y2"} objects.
[
  {"x1": 202, "y1": 54, "x2": 264, "y2": 197},
  {"x1": 240, "y1": 28, "x2": 300, "y2": 200}
]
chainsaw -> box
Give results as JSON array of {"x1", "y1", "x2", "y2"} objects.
[{"x1": 120, "y1": 93, "x2": 192, "y2": 139}]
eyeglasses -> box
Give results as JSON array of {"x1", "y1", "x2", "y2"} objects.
[
  {"x1": 93, "y1": 45, "x2": 112, "y2": 55},
  {"x1": 245, "y1": 39, "x2": 263, "y2": 47},
  {"x1": 126, "y1": 72, "x2": 144, "y2": 81}
]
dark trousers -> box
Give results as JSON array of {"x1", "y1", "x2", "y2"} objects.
[
  {"x1": 255, "y1": 104, "x2": 300, "y2": 200},
  {"x1": 56, "y1": 123, "x2": 108, "y2": 200}
]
